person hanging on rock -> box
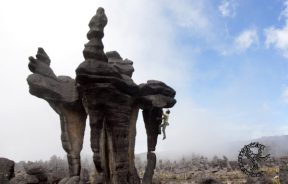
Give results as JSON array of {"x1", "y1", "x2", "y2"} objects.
[{"x1": 161, "y1": 109, "x2": 170, "y2": 140}]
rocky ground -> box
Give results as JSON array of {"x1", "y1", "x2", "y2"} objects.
[
  {"x1": 1, "y1": 155, "x2": 287, "y2": 183},
  {"x1": 136, "y1": 155, "x2": 285, "y2": 184}
]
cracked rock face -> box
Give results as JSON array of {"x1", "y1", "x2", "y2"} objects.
[
  {"x1": 76, "y1": 8, "x2": 141, "y2": 184},
  {"x1": 27, "y1": 7, "x2": 176, "y2": 183}
]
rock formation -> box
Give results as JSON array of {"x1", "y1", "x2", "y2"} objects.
[
  {"x1": 139, "y1": 81, "x2": 176, "y2": 184},
  {"x1": 27, "y1": 47, "x2": 87, "y2": 176},
  {"x1": 24, "y1": 163, "x2": 48, "y2": 183},
  {"x1": 27, "y1": 7, "x2": 176, "y2": 184},
  {"x1": 0, "y1": 157, "x2": 15, "y2": 183}
]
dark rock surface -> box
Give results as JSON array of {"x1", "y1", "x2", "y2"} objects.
[
  {"x1": 76, "y1": 8, "x2": 141, "y2": 184},
  {"x1": 25, "y1": 174, "x2": 39, "y2": 183},
  {"x1": 9, "y1": 174, "x2": 26, "y2": 184},
  {"x1": 76, "y1": 7, "x2": 176, "y2": 183},
  {"x1": 27, "y1": 47, "x2": 87, "y2": 177},
  {"x1": 142, "y1": 152, "x2": 157, "y2": 184},
  {"x1": 140, "y1": 80, "x2": 176, "y2": 183},
  {"x1": 199, "y1": 177, "x2": 223, "y2": 184},
  {"x1": 142, "y1": 107, "x2": 163, "y2": 152},
  {"x1": 106, "y1": 51, "x2": 135, "y2": 77},
  {"x1": 24, "y1": 162, "x2": 48, "y2": 182},
  {"x1": 27, "y1": 48, "x2": 77, "y2": 103},
  {"x1": 0, "y1": 157, "x2": 14, "y2": 183},
  {"x1": 27, "y1": 7, "x2": 176, "y2": 184},
  {"x1": 138, "y1": 80, "x2": 176, "y2": 109}
]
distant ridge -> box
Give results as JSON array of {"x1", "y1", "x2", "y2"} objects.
[
  {"x1": 135, "y1": 135, "x2": 288, "y2": 161},
  {"x1": 253, "y1": 134, "x2": 288, "y2": 158}
]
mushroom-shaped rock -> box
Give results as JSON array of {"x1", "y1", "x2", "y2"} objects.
[
  {"x1": 138, "y1": 80, "x2": 176, "y2": 109},
  {"x1": 138, "y1": 80, "x2": 176, "y2": 184}
]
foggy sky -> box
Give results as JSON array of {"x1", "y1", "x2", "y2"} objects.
[{"x1": 1, "y1": 0, "x2": 288, "y2": 162}]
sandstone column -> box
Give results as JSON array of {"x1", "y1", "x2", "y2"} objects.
[
  {"x1": 76, "y1": 8, "x2": 140, "y2": 184},
  {"x1": 27, "y1": 48, "x2": 87, "y2": 176}
]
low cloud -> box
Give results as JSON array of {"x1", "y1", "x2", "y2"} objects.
[
  {"x1": 0, "y1": 0, "x2": 195, "y2": 161},
  {"x1": 1, "y1": 0, "x2": 285, "y2": 162}
]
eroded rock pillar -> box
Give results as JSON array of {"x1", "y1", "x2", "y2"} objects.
[
  {"x1": 76, "y1": 8, "x2": 140, "y2": 184},
  {"x1": 139, "y1": 80, "x2": 177, "y2": 183},
  {"x1": 27, "y1": 48, "x2": 87, "y2": 177}
]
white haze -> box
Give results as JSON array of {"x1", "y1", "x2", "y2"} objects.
[{"x1": 0, "y1": 0, "x2": 280, "y2": 162}]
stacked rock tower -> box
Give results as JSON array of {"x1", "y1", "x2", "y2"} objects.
[{"x1": 27, "y1": 7, "x2": 176, "y2": 184}]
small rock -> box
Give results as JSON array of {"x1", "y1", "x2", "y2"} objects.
[
  {"x1": 26, "y1": 174, "x2": 39, "y2": 183},
  {"x1": 9, "y1": 174, "x2": 26, "y2": 184},
  {"x1": 24, "y1": 162, "x2": 48, "y2": 182}
]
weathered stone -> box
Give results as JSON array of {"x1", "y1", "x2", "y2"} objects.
[
  {"x1": 138, "y1": 80, "x2": 176, "y2": 109},
  {"x1": 107, "y1": 51, "x2": 135, "y2": 77},
  {"x1": 80, "y1": 168, "x2": 89, "y2": 183},
  {"x1": 128, "y1": 106, "x2": 141, "y2": 184},
  {"x1": 88, "y1": 8, "x2": 107, "y2": 35},
  {"x1": 106, "y1": 51, "x2": 122, "y2": 59},
  {"x1": 141, "y1": 107, "x2": 163, "y2": 184},
  {"x1": 142, "y1": 108, "x2": 162, "y2": 152},
  {"x1": 139, "y1": 80, "x2": 176, "y2": 97},
  {"x1": 26, "y1": 174, "x2": 39, "y2": 183},
  {"x1": 9, "y1": 174, "x2": 26, "y2": 184},
  {"x1": 76, "y1": 8, "x2": 143, "y2": 184},
  {"x1": 27, "y1": 48, "x2": 87, "y2": 177},
  {"x1": 0, "y1": 157, "x2": 14, "y2": 183},
  {"x1": 24, "y1": 163, "x2": 48, "y2": 182},
  {"x1": 138, "y1": 94, "x2": 176, "y2": 109},
  {"x1": 84, "y1": 8, "x2": 108, "y2": 61},
  {"x1": 139, "y1": 80, "x2": 176, "y2": 182},
  {"x1": 27, "y1": 7, "x2": 176, "y2": 184},
  {"x1": 27, "y1": 48, "x2": 79, "y2": 103},
  {"x1": 142, "y1": 152, "x2": 156, "y2": 184},
  {"x1": 28, "y1": 48, "x2": 57, "y2": 80}
]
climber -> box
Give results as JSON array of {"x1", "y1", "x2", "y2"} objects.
[{"x1": 161, "y1": 109, "x2": 170, "y2": 140}]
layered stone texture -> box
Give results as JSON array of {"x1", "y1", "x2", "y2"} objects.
[
  {"x1": 27, "y1": 7, "x2": 176, "y2": 183},
  {"x1": 139, "y1": 81, "x2": 176, "y2": 184},
  {"x1": 27, "y1": 48, "x2": 87, "y2": 176},
  {"x1": 24, "y1": 163, "x2": 48, "y2": 183},
  {"x1": 76, "y1": 8, "x2": 140, "y2": 184}
]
